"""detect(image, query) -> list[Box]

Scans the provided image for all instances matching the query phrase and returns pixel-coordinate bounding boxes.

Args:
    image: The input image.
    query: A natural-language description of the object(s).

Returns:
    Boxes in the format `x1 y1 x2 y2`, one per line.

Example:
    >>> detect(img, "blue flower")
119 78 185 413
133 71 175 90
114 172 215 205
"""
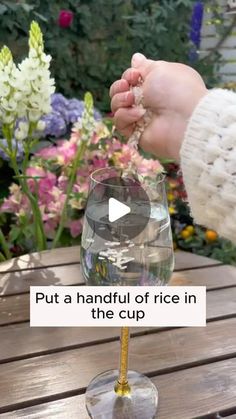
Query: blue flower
189 1 204 62
0 139 24 161
40 93 102 138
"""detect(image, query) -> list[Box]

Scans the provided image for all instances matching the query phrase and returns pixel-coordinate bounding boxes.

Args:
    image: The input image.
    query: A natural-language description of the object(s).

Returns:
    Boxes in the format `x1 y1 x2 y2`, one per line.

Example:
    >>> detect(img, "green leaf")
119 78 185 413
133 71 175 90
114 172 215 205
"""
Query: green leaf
21 4 35 13
0 4 7 15
33 12 48 23
9 226 21 242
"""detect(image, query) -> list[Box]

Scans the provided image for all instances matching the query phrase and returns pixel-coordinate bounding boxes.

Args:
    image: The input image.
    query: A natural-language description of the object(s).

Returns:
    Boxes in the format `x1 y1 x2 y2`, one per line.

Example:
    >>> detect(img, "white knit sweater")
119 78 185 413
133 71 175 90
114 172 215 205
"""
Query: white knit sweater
180 89 236 244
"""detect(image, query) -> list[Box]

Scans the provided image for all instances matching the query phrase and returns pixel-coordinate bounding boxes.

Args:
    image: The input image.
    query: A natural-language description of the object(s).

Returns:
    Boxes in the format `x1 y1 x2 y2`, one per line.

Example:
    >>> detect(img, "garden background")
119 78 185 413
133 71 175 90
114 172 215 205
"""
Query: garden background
0 0 236 264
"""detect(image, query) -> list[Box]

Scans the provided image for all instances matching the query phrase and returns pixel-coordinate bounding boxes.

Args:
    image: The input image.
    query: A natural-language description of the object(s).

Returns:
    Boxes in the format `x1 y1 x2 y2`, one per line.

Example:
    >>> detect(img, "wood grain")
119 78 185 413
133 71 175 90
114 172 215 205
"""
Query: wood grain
173 250 221 271
0 264 84 296
1 285 236 326
0 258 227 297
0 319 235 412
0 247 220 276
180 265 236 289
0 323 152 363
1 358 236 418
0 246 80 273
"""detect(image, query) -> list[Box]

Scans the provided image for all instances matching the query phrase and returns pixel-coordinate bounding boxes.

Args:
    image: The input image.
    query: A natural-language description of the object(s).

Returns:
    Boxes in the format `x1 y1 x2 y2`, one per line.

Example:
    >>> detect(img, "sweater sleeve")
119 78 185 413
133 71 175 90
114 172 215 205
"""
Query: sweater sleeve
180 88 236 244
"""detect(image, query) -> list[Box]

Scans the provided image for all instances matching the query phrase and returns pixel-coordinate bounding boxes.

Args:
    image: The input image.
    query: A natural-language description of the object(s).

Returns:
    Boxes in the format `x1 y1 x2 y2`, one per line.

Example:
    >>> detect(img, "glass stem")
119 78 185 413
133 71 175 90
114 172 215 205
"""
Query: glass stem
114 326 131 397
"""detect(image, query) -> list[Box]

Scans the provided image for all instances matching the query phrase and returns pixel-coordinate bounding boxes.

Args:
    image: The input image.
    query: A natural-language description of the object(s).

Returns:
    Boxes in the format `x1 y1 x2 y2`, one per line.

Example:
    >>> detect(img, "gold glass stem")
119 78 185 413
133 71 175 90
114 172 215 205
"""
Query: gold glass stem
114 326 131 397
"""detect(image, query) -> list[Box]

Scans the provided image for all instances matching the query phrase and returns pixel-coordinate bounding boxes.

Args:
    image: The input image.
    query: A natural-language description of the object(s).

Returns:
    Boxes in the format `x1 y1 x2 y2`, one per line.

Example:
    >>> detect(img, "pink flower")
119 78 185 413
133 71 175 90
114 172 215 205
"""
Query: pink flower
73 181 89 195
26 167 57 203
0 184 30 216
68 219 83 238
113 145 134 167
44 219 58 238
47 187 67 217
132 155 163 177
91 156 107 170
37 140 77 166
57 140 77 165
36 146 58 160
58 175 68 191
58 10 74 28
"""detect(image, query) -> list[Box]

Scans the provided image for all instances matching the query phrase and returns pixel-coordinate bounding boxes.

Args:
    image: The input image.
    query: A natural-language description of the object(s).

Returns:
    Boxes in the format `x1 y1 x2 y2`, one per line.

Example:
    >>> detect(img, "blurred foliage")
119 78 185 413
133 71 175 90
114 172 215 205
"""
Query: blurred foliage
0 0 221 111
166 163 236 265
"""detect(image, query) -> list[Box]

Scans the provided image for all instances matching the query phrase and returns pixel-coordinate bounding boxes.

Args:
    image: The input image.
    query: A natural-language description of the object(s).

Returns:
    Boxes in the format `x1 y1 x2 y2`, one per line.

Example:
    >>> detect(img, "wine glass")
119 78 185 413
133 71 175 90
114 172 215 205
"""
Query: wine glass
81 166 174 419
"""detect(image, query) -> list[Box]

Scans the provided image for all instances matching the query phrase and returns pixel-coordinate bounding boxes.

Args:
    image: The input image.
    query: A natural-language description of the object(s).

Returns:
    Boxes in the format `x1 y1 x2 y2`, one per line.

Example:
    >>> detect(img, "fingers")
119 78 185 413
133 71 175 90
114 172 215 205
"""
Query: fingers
113 107 146 137
131 53 156 78
121 68 141 85
111 91 134 113
109 79 129 99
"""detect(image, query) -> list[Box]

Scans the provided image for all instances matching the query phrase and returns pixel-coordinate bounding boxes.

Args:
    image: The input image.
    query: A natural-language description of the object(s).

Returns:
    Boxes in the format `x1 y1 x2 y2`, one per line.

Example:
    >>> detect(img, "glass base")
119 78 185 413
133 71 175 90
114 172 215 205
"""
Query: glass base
85 369 158 419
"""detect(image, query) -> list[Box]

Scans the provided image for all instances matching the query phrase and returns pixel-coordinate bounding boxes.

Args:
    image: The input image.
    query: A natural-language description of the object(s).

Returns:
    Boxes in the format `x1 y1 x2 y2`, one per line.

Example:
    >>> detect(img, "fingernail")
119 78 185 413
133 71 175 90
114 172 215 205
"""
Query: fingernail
132 52 146 68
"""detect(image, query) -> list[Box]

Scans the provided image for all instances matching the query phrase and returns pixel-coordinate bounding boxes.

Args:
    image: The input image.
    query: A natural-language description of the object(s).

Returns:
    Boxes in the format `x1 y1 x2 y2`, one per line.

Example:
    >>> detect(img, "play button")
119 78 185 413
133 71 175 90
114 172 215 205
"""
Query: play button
85 169 151 242
108 198 131 222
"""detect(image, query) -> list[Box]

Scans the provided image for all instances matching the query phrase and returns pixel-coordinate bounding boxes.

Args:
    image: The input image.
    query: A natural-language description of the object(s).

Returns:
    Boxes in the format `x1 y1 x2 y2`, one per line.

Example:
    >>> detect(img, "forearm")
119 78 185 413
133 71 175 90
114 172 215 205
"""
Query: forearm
180 89 236 244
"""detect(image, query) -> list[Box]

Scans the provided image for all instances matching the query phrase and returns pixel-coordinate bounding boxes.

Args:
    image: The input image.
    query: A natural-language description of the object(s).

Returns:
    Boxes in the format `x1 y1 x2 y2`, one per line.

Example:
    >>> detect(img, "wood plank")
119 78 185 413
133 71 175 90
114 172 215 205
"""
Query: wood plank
2 359 236 418
207 287 236 321
174 250 221 271
2 357 236 419
0 319 235 412
181 265 236 289
1 280 236 327
0 253 224 297
155 358 236 419
0 323 150 363
0 247 220 275
0 396 89 419
0 246 80 273
0 264 83 296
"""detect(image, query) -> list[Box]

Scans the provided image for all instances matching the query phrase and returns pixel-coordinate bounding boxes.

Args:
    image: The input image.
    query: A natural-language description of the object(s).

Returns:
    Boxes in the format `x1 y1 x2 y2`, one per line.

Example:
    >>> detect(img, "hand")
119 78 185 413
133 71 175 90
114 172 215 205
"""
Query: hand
110 53 208 160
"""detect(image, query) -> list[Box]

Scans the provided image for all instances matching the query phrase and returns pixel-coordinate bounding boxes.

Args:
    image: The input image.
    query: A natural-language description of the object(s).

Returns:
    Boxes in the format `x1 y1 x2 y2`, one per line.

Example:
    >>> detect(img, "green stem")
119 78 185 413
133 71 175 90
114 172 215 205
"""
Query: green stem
0 252 6 262
52 141 87 249
11 154 47 252
0 228 11 259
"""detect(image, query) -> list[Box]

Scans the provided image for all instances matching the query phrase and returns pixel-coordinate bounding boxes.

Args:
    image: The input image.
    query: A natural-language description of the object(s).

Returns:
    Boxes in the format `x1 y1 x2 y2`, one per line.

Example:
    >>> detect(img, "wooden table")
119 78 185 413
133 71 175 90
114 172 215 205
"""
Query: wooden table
0 247 236 419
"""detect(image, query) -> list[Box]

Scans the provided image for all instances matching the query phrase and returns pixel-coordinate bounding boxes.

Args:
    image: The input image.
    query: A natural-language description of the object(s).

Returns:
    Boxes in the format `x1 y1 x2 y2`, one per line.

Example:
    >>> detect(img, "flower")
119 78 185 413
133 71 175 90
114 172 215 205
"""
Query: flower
36 139 77 165
1 183 30 216
41 93 101 138
68 219 83 238
58 10 74 28
1 94 163 248
0 46 21 124
0 138 24 161
0 21 55 138
189 2 204 62
16 22 55 121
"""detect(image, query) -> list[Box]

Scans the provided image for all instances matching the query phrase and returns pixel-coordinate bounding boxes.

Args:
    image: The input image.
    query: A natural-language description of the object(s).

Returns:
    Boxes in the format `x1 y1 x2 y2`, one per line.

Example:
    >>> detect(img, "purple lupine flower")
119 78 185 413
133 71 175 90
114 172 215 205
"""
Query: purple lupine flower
189 1 204 62
0 139 24 161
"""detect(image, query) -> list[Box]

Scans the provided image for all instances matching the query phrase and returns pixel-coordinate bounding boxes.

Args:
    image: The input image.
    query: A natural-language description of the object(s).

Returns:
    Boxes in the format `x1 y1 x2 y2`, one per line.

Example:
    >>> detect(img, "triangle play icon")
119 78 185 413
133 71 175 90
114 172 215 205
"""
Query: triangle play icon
108 198 131 223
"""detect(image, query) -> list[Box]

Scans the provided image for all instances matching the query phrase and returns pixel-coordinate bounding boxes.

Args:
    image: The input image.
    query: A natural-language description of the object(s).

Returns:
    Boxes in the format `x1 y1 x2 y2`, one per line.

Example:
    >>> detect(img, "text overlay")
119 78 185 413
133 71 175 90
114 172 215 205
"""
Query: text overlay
30 286 206 327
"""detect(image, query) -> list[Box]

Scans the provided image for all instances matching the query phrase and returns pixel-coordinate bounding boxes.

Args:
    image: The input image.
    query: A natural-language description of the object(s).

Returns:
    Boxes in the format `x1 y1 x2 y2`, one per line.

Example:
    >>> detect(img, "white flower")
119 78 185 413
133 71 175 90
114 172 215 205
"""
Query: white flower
15 121 29 141
0 21 55 132
36 120 46 131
